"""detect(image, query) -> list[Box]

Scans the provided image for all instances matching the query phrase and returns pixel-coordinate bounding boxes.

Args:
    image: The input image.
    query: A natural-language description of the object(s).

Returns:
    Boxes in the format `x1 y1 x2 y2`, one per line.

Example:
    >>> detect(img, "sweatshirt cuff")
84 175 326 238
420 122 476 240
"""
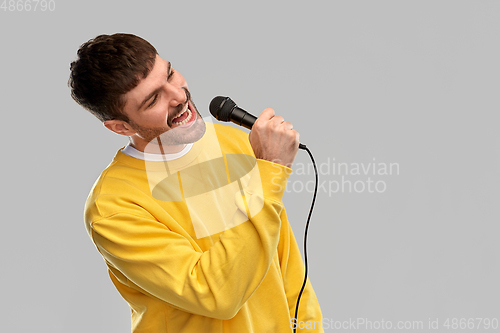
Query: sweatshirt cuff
255 159 292 203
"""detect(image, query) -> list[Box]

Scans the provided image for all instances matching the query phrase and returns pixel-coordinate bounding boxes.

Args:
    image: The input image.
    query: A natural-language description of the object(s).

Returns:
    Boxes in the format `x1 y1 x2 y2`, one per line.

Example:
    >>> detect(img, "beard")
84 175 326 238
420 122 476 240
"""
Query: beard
128 95 206 150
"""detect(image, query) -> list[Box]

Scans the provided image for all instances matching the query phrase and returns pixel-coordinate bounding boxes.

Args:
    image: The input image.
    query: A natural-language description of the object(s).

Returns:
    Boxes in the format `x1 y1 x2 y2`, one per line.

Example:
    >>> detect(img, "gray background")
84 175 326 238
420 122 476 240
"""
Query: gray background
1 0 499 332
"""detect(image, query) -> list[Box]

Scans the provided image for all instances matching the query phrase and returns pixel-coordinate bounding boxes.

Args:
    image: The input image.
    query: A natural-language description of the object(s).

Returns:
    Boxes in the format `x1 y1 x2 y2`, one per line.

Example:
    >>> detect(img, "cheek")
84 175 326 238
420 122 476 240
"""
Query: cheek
153 110 170 125
140 107 169 126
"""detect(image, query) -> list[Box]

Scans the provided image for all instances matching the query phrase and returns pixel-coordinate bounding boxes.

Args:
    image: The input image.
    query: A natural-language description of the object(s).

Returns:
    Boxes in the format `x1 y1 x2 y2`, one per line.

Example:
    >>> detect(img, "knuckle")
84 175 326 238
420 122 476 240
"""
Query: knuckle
272 116 284 127
253 119 265 131
263 108 275 117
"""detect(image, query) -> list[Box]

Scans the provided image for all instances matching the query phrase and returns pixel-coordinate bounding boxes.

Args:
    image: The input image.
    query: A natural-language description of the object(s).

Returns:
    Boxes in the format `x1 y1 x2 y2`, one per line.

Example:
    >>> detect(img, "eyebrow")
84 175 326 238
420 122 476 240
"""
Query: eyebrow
138 61 171 110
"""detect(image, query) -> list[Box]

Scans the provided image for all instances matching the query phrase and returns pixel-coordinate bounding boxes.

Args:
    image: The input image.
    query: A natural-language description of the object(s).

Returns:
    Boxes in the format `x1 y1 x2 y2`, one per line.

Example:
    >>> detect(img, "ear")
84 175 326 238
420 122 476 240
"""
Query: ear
103 119 137 136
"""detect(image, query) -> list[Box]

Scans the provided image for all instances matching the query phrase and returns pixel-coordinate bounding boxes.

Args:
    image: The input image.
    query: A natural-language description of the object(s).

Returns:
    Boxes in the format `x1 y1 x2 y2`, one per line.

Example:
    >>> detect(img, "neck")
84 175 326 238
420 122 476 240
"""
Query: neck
129 137 187 154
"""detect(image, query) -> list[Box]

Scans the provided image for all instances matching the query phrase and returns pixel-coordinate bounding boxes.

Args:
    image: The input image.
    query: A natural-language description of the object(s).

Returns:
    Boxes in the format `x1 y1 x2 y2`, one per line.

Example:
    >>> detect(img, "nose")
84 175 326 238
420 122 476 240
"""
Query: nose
165 82 187 107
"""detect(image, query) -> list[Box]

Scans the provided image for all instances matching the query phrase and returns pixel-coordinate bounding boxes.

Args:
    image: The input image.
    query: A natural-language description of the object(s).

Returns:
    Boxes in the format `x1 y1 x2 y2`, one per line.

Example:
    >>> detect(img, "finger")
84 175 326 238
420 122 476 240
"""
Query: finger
271 115 285 125
289 129 300 147
257 108 275 121
282 121 293 130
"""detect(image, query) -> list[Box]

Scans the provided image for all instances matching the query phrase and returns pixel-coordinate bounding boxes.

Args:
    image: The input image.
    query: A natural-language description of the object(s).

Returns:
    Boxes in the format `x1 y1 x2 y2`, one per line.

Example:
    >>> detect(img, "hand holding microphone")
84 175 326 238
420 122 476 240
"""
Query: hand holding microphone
210 96 317 331
209 96 305 168
248 108 299 168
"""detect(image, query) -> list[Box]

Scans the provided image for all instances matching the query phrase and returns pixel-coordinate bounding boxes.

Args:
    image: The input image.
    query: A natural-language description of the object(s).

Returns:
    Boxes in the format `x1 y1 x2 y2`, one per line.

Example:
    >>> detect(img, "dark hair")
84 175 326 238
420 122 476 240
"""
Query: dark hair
68 33 157 122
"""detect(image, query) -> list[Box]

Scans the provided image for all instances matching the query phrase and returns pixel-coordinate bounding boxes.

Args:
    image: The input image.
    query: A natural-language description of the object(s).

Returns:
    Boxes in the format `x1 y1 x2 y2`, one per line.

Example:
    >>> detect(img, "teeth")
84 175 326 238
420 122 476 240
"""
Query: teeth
172 104 189 119
172 108 192 125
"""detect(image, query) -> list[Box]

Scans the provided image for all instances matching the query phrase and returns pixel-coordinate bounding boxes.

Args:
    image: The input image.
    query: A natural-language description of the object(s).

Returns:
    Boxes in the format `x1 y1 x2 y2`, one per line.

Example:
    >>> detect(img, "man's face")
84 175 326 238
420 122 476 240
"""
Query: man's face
122 54 205 148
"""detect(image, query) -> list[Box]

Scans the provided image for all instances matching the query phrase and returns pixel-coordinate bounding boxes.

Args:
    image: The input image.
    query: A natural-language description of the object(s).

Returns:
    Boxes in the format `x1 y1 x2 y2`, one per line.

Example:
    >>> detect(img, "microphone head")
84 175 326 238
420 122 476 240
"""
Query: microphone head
209 96 237 122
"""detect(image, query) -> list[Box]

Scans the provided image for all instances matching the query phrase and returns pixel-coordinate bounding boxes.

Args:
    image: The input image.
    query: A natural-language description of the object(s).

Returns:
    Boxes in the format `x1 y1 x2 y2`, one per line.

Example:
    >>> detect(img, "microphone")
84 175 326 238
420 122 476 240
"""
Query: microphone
210 97 315 329
209 96 306 149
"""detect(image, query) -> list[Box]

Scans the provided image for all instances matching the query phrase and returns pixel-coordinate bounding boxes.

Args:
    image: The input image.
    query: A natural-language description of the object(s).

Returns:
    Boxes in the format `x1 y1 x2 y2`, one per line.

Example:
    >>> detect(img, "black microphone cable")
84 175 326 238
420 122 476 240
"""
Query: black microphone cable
209 96 319 331
292 144 318 333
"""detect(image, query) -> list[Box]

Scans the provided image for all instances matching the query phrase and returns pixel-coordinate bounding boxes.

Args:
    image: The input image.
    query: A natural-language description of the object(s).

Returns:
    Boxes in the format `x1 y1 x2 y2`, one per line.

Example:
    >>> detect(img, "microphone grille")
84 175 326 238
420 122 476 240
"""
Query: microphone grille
209 96 236 122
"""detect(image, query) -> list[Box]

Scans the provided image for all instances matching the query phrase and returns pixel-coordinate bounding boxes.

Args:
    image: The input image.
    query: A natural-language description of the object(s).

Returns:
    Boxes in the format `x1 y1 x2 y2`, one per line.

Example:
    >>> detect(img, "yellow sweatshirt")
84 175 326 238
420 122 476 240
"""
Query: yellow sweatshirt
84 122 323 332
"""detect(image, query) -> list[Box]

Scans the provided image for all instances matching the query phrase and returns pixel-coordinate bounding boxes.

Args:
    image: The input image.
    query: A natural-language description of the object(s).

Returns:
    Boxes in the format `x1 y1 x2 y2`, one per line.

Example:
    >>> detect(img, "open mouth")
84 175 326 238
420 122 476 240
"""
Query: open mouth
171 102 195 126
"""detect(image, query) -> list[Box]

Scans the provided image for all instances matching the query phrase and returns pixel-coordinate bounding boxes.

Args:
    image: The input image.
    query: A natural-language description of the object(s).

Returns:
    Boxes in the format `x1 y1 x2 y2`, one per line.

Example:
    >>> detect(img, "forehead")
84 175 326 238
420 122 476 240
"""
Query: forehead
123 54 169 111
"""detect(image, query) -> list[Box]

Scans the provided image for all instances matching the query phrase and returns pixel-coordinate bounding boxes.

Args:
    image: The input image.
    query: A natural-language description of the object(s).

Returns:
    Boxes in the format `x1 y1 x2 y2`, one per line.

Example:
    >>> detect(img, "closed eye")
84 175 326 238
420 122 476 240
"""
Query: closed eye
168 68 175 80
144 65 174 110
148 94 158 108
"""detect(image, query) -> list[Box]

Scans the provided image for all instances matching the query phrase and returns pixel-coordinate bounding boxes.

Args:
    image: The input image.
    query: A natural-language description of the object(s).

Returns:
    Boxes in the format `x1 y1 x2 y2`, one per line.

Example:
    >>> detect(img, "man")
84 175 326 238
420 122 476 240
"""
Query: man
69 33 323 333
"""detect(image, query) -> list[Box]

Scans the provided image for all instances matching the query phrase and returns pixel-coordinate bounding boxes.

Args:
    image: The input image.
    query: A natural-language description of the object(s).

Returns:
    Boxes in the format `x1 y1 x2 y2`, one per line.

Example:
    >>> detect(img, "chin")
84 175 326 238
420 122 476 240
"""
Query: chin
157 116 206 146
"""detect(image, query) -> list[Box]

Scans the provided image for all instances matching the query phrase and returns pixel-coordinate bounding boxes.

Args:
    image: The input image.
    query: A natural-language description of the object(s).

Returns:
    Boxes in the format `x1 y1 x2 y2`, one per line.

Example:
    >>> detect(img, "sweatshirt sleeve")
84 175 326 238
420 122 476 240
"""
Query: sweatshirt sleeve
278 209 324 332
89 159 290 320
